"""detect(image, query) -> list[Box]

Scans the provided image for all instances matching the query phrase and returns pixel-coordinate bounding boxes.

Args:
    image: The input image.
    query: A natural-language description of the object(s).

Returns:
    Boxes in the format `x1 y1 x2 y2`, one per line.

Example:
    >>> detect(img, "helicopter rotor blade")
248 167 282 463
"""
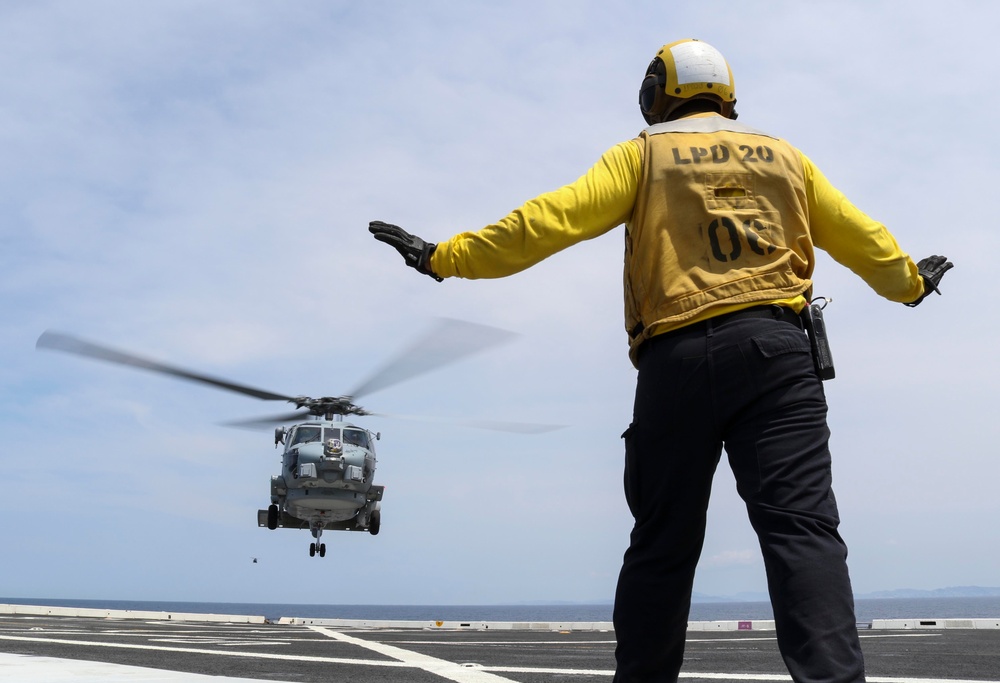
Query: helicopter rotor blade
220 410 313 430
369 411 565 435
36 331 295 403
346 317 517 402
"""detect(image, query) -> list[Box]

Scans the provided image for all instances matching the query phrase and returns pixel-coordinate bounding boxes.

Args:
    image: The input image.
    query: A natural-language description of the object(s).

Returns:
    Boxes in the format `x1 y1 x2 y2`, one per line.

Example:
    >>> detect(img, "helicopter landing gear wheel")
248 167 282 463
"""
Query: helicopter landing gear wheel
308 523 324 558
266 504 278 530
369 510 381 536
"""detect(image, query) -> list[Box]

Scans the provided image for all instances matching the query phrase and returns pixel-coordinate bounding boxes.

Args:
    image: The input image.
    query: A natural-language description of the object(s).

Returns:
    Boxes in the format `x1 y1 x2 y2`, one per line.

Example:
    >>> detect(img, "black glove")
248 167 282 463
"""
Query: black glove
905 255 954 307
368 221 442 282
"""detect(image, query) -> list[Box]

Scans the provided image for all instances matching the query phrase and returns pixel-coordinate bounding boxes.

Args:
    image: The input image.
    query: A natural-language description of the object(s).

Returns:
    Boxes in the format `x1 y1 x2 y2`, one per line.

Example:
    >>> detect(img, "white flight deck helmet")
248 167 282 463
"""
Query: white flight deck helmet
638 39 737 125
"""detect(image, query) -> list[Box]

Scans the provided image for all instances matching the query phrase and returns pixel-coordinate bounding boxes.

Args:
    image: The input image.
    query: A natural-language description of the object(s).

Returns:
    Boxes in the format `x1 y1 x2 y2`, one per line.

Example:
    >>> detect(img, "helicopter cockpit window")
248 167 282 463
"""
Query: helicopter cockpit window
324 427 341 443
343 428 371 450
290 426 322 446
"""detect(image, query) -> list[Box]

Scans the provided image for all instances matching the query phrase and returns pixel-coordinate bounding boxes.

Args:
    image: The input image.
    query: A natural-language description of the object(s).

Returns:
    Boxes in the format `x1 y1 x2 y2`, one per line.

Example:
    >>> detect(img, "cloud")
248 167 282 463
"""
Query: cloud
2 0 998 605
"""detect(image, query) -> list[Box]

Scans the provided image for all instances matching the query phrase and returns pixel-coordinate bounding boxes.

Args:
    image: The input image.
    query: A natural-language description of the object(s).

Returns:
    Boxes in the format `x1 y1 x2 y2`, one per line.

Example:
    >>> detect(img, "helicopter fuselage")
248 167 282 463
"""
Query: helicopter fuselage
260 418 383 550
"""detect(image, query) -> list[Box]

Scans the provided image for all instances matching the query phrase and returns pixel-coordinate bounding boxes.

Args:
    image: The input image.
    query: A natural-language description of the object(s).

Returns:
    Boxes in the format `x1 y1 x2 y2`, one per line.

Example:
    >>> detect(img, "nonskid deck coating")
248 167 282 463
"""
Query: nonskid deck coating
2 606 999 682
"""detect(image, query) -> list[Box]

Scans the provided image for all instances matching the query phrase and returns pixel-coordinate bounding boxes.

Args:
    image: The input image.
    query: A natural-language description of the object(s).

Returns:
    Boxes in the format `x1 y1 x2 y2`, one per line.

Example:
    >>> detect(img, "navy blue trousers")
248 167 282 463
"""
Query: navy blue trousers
613 314 865 683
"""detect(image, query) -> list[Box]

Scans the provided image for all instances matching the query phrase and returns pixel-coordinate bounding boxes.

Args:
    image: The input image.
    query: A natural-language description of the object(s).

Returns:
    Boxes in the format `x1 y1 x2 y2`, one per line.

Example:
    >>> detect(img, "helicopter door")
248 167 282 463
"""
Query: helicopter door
343 428 375 482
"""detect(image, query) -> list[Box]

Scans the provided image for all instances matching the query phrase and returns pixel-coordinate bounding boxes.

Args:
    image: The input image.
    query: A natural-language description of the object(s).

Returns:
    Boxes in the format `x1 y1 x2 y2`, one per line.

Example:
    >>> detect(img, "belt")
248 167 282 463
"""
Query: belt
636 304 802 363
710 303 802 329
643 304 801 344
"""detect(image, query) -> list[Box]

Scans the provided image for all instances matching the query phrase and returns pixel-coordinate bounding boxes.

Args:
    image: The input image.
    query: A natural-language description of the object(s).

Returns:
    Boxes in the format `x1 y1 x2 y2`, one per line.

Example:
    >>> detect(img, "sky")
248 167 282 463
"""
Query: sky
1 0 997 607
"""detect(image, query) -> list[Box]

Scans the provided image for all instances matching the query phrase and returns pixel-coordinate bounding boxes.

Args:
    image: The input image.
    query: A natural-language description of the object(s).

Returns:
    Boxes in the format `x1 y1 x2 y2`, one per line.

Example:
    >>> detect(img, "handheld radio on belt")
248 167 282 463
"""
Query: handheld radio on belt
800 297 835 380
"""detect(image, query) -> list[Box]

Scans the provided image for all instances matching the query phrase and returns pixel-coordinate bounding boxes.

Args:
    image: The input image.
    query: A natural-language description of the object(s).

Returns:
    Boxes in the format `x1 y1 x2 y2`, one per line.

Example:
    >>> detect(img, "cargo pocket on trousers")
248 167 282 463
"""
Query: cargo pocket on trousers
747 328 814 388
751 328 811 359
622 423 640 519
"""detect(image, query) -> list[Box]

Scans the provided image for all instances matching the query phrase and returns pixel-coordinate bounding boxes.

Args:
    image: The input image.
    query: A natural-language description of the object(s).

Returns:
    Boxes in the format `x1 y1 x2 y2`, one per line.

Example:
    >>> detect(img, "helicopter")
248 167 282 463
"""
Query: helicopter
36 319 559 557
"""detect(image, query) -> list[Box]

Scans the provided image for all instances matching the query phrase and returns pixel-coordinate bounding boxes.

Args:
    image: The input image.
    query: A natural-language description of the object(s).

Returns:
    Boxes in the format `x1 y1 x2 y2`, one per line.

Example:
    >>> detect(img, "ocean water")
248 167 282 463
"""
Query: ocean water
4 596 1000 624
690 597 1000 623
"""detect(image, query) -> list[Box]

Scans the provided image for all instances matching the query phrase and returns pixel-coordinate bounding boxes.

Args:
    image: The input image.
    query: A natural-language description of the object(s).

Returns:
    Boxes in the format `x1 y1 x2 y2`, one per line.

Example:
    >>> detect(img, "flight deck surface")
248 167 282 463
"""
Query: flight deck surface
2 611 1000 682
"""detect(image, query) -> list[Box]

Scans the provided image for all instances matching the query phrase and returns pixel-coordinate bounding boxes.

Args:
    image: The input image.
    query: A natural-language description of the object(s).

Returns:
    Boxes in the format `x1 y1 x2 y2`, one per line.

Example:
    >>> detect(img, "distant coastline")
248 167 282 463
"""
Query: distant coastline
857 586 1000 599
692 586 1000 603
487 586 1000 606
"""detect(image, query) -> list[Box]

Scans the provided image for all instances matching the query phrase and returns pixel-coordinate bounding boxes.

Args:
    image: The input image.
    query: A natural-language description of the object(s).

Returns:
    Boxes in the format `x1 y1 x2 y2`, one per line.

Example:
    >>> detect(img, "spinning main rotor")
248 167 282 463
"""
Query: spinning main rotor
36 319 561 434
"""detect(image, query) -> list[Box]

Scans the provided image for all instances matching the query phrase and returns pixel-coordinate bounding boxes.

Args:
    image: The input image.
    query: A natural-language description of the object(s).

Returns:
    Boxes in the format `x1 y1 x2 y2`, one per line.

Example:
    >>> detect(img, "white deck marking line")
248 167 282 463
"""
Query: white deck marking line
389 639 616 646
428 666 1000 683
0 634 409 668
858 633 941 638
477 665 614 676
0 653 271 683
308 625 516 682
669 677 1000 683
387 633 939 647
864 679 1000 683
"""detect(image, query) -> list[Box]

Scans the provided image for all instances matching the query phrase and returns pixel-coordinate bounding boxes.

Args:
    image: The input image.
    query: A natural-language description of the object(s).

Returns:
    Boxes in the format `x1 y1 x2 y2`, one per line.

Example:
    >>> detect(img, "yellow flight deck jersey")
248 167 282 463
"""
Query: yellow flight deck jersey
430 113 924 366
